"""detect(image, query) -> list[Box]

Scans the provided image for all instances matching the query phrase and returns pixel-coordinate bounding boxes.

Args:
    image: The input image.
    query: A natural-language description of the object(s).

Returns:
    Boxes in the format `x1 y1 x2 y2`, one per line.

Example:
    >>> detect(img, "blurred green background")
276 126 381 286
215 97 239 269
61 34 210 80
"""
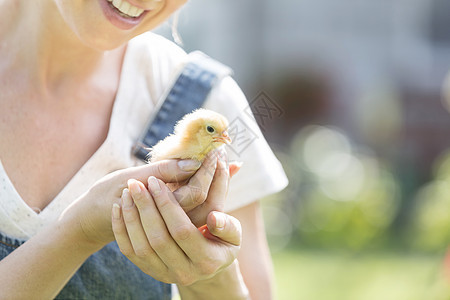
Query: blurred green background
155 0 450 298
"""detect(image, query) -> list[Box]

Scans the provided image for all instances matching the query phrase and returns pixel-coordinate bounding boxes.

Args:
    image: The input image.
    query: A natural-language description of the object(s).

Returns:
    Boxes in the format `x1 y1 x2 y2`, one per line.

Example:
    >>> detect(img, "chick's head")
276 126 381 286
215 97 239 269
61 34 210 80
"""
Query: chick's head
175 109 232 151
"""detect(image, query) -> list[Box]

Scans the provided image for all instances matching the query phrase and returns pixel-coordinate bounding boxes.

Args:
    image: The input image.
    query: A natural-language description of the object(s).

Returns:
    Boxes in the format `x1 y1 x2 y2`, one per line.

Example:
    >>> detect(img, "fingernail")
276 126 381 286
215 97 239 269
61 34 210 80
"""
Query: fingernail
122 188 133 208
178 159 202 171
112 203 121 220
128 179 141 195
214 212 225 229
148 176 161 195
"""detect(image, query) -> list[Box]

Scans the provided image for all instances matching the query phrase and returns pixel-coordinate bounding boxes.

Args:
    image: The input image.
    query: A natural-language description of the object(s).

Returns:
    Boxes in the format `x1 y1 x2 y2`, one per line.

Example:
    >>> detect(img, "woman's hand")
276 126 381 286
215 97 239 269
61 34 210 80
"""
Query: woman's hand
111 172 242 285
170 148 242 227
172 148 232 227
60 159 203 250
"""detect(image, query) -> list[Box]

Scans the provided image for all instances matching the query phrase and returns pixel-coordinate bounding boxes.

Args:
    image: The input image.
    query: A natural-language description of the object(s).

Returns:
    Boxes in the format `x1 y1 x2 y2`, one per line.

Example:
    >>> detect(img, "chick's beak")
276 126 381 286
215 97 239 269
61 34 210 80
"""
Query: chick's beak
222 130 232 144
213 131 232 145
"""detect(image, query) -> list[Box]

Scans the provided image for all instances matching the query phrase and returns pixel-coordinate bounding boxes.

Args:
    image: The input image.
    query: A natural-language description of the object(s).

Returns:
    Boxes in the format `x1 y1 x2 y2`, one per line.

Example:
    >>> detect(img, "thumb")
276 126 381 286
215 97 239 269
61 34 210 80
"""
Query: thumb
203 211 242 246
121 159 201 184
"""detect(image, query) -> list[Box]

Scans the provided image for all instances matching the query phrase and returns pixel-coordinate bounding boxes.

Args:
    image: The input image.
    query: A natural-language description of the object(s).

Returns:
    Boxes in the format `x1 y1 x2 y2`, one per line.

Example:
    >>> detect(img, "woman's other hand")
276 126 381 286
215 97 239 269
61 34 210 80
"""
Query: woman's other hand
111 169 242 286
60 159 202 250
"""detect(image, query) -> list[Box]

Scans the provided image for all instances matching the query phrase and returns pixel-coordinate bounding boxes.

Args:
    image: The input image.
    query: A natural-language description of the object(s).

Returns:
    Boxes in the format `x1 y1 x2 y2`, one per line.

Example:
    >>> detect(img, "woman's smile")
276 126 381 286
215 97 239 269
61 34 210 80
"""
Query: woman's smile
108 0 145 17
98 0 152 30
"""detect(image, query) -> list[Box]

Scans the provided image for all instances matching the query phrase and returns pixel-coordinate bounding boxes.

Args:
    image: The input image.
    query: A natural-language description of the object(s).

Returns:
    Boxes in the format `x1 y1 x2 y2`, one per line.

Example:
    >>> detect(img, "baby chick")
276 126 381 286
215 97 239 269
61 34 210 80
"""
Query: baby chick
148 109 232 163
148 109 240 240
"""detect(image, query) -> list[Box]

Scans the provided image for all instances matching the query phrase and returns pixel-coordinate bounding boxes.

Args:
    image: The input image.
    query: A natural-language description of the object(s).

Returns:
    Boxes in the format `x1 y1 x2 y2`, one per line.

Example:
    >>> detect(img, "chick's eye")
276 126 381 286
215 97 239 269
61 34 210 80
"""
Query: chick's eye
206 126 215 133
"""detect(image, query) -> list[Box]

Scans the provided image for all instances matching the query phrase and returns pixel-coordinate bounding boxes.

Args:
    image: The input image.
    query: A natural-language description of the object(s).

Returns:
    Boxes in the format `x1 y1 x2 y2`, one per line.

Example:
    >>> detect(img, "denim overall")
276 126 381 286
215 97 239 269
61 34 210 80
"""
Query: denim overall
0 52 231 299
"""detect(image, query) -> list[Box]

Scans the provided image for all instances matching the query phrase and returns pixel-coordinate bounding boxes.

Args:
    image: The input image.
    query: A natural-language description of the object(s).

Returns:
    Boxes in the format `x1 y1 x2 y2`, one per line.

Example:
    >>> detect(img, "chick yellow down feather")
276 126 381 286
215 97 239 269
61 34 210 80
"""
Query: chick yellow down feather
148 109 232 163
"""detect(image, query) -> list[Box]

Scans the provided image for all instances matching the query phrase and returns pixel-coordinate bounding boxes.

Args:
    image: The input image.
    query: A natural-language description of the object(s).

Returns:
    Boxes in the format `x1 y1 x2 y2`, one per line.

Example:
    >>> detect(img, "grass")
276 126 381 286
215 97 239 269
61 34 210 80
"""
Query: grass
272 248 450 300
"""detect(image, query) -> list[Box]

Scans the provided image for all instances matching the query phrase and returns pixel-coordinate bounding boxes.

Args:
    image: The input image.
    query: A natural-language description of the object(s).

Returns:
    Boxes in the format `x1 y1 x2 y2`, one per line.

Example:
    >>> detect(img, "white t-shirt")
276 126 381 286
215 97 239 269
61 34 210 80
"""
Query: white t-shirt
0 32 288 240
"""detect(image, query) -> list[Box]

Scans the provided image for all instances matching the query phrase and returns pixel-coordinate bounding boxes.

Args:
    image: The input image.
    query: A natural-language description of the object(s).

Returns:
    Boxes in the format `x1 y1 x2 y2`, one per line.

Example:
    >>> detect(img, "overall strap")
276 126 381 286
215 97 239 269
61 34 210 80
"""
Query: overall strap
133 51 233 161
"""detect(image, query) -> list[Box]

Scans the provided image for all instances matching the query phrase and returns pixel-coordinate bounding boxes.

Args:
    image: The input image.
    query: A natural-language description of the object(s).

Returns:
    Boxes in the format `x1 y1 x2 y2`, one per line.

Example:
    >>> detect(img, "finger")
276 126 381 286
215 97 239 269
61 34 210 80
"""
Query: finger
211 148 231 207
217 147 229 168
132 177 192 271
112 202 166 278
229 161 243 178
206 211 242 247
149 176 240 277
173 150 218 212
188 155 229 226
197 224 219 241
121 185 155 257
121 159 201 184
148 176 206 256
111 203 135 257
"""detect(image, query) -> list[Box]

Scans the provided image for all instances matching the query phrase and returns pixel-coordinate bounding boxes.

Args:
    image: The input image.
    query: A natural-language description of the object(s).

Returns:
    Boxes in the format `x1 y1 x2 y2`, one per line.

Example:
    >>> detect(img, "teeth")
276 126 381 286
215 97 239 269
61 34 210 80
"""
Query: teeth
128 6 139 16
108 0 144 18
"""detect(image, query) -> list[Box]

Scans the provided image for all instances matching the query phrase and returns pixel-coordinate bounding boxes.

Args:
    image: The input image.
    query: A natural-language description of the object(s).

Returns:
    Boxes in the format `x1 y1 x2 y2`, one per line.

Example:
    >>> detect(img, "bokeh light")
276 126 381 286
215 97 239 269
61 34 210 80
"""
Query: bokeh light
264 125 401 251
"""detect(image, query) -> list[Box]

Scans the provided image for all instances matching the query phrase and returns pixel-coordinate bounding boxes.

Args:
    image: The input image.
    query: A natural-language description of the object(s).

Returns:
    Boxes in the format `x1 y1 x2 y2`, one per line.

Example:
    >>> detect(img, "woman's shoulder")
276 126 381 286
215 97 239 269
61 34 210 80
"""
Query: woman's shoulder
128 32 187 70
130 31 183 50
122 32 190 93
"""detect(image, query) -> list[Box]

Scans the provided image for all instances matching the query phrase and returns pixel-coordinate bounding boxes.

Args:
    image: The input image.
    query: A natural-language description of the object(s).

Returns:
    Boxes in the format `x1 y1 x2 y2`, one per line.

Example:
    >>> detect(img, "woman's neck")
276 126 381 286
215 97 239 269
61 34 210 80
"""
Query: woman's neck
0 1 125 101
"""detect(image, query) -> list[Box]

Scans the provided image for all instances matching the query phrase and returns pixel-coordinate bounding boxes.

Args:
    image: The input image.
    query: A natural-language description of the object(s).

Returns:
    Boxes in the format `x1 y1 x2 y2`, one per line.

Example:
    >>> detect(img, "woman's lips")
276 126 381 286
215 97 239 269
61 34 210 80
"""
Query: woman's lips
98 0 149 30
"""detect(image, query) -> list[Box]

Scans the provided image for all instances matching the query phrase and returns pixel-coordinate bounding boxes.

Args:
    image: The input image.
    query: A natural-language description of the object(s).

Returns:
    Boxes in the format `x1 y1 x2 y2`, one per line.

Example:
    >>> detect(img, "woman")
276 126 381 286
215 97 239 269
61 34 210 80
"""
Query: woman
0 0 287 299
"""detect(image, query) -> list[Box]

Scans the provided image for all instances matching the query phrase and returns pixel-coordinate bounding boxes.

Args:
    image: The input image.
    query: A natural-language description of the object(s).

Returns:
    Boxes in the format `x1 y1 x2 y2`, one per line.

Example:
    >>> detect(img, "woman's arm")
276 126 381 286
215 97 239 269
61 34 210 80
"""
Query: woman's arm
0 159 201 299
177 257 249 300
231 201 275 300
0 214 101 299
